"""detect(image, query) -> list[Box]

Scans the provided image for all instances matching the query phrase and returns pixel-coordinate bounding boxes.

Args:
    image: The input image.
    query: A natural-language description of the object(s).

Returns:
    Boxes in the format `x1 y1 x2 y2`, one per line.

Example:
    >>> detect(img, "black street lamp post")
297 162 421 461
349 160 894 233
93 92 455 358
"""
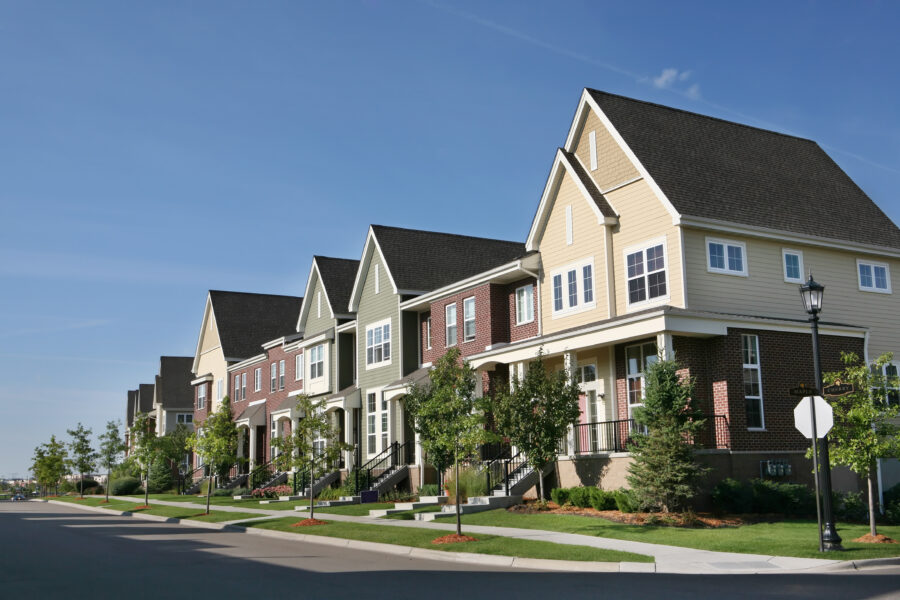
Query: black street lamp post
800 274 843 552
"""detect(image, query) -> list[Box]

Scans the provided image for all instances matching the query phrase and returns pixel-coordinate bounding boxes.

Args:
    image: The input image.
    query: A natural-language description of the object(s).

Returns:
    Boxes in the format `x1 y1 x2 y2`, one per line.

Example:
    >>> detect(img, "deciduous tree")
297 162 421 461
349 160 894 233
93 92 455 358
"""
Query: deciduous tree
67 423 98 498
128 411 158 507
188 397 238 514
98 420 127 503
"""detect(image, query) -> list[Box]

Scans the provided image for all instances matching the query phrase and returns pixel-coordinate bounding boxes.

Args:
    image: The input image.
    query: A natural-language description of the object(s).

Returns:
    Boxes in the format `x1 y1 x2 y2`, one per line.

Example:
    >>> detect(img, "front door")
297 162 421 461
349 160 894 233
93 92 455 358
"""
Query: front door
255 425 267 464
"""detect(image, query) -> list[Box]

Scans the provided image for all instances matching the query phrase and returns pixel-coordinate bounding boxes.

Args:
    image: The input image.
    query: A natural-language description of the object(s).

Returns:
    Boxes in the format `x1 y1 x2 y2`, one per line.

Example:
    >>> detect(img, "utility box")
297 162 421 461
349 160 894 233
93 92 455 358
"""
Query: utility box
360 490 379 503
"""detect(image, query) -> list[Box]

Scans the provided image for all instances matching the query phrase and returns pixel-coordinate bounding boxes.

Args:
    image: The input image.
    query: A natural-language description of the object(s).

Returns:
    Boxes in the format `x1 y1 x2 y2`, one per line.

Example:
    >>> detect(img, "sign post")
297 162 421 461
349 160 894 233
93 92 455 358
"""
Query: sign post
791 388 826 553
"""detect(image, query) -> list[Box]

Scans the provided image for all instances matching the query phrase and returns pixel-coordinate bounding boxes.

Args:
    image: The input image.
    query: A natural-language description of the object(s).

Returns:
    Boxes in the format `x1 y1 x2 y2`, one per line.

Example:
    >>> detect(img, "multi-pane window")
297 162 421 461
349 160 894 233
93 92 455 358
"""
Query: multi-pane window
367 393 377 454
278 360 285 390
381 395 388 449
552 275 563 311
254 368 261 392
783 249 803 283
309 345 324 379
270 363 277 392
463 297 476 342
883 364 899 406
425 316 432 349
742 334 764 429
216 379 223 401
583 265 594 304
578 364 597 384
626 342 658 411
626 243 667 305
176 413 193 424
567 270 577 307
445 304 457 347
295 354 303 381
515 284 534 325
707 238 747 276
552 260 596 315
366 320 391 366
197 385 206 410
858 260 891 293
234 375 240 400
241 373 246 400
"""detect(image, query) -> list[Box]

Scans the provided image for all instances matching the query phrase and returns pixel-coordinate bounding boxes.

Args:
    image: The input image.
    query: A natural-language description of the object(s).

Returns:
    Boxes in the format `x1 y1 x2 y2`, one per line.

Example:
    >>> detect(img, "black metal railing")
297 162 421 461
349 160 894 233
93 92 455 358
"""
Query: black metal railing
359 441 411 491
571 414 730 455
484 446 512 493
178 464 208 495
248 461 275 490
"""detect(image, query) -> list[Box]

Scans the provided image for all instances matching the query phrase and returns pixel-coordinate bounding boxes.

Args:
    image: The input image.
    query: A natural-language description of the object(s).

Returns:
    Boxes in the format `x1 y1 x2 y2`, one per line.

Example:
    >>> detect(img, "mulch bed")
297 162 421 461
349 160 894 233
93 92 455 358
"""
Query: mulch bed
508 502 744 528
291 518 327 527
132 505 152 510
431 534 478 544
853 534 897 544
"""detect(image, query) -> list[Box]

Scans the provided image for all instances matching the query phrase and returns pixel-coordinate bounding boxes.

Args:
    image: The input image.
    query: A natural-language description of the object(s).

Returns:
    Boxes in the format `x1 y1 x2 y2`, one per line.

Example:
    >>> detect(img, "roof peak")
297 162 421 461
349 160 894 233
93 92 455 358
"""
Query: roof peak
371 223 521 246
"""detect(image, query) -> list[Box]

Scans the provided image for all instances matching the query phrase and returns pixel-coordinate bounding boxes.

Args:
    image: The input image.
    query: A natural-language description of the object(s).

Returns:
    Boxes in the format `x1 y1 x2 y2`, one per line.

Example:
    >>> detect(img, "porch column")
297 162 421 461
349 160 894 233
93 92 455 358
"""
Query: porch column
415 431 424 488
237 428 245 460
657 332 674 361
343 408 354 470
249 426 257 471
563 351 576 455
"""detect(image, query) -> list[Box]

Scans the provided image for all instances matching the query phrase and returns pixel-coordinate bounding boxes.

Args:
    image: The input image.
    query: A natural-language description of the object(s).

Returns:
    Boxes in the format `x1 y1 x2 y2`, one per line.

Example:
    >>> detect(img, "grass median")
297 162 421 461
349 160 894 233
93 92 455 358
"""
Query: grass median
444 509 900 560
295 502 394 516
239 517 653 563
124 494 307 511
54 496 262 523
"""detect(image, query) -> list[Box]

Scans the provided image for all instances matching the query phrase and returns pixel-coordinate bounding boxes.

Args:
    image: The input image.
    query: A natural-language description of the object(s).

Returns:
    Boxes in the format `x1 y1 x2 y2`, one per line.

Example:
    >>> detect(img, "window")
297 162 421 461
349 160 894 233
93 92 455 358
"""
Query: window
365 320 391 366
445 304 457 347
857 260 891 293
279 360 285 390
626 241 667 306
176 413 193 424
565 205 573 246
578 364 597 384
234 375 240 400
309 345 324 379
270 363 277 392
782 249 804 283
381 395 388 450
241 373 246 400
626 342 658 411
216 379 223 401
197 385 206 410
515 284 534 325
295 354 303 381
743 334 764 429
425 316 432 349
463 297 476 342
707 238 747 276
254 368 261 392
882 364 899 406
588 130 598 171
367 393 377 454
551 259 596 315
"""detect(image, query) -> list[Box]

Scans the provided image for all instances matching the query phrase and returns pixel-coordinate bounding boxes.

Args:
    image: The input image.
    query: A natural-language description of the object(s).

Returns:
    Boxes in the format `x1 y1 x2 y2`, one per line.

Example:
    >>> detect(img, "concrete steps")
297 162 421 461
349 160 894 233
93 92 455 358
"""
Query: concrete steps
368 496 448 518
414 495 521 521
294 496 360 510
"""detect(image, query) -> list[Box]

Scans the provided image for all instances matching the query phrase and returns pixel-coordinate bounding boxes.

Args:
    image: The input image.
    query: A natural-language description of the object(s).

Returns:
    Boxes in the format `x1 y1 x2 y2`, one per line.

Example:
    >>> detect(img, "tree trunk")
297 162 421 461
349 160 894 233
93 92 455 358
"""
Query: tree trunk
536 462 543 504
106 468 110 503
206 474 212 514
455 445 461 536
79 470 84 499
309 455 315 521
868 470 878 538
144 471 149 507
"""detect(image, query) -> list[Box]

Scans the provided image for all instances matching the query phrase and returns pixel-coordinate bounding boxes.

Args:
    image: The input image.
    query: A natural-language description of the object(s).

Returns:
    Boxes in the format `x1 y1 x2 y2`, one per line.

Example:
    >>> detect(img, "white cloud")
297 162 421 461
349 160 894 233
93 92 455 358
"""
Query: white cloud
651 68 701 100
686 84 701 100
653 68 679 89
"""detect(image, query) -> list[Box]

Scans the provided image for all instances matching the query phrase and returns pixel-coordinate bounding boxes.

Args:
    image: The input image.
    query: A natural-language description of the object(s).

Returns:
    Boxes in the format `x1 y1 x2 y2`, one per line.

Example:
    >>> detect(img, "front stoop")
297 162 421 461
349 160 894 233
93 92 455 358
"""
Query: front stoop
415 495 522 521
294 496 361 510
368 496 448 518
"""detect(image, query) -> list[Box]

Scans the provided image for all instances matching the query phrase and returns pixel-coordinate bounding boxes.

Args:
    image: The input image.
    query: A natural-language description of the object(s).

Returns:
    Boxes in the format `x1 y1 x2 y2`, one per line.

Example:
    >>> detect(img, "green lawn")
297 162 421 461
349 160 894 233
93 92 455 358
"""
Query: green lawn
295 502 394 516
446 510 900 560
383 505 444 520
123 494 307 511
240 517 653 563
54 496 261 523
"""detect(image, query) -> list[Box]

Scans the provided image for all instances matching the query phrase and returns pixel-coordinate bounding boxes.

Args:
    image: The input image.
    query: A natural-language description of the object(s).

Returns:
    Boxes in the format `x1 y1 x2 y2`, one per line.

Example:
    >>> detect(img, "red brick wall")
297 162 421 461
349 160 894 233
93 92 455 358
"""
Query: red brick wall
507 278 539 342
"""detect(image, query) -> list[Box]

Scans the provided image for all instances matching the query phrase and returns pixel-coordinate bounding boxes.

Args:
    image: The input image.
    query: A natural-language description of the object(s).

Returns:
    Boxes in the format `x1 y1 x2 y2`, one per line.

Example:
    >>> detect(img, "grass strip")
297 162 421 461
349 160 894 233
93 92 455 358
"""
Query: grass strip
450 509 900 560
54 496 260 523
383 506 444 520
240 517 653 563
125 494 308 511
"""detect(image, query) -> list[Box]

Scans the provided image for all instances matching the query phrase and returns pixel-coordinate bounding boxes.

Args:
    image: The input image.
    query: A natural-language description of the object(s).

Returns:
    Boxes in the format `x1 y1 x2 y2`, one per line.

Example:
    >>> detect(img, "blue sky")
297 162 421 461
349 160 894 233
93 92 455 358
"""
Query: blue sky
1 1 898 477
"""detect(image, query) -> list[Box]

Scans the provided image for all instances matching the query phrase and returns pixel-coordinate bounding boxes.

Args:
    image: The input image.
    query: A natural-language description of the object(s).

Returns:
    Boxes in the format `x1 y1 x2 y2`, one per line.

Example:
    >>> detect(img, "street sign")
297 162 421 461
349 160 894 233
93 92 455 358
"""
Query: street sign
823 382 854 396
789 385 819 397
793 396 833 439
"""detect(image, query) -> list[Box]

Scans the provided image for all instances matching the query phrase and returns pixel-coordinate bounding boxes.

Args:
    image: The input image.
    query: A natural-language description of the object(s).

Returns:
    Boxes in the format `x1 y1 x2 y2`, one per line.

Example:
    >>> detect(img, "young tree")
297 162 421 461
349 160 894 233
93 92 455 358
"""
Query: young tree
129 411 158 507
98 420 127 503
493 349 581 503
822 352 900 537
66 423 98 498
31 436 69 496
188 397 238 514
626 358 707 512
406 347 490 536
271 394 350 520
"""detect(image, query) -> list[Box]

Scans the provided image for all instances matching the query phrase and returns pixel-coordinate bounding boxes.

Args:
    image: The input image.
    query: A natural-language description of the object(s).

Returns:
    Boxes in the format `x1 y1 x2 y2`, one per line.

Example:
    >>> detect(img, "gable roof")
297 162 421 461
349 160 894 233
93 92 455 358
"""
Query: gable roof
560 149 617 218
137 383 155 414
126 390 137 426
208 291 304 361
155 356 194 410
585 89 900 250
316 256 360 313
370 225 525 292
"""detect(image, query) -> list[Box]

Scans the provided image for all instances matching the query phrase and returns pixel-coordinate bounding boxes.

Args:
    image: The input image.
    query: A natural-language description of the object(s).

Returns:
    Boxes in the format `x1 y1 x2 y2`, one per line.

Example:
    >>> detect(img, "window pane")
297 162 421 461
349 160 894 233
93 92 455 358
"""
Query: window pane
785 254 800 280
627 251 644 278
745 398 762 429
644 343 658 369
553 275 563 311
874 266 888 289
583 265 593 303
647 271 666 298
727 245 743 272
628 277 646 304
627 377 642 405
646 245 665 272
743 367 760 397
581 365 596 382
626 346 642 375
859 264 873 288
567 270 577 307
708 242 725 270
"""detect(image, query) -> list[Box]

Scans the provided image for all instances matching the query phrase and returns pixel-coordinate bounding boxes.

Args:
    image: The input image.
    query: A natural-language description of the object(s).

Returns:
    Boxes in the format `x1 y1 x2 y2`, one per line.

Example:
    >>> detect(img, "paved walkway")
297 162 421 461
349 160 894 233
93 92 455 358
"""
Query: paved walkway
106 496 839 574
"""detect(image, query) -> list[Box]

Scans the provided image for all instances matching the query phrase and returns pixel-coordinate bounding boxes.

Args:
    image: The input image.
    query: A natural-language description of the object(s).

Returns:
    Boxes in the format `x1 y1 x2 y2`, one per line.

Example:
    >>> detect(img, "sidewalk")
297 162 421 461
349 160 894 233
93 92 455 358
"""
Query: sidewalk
104 495 842 574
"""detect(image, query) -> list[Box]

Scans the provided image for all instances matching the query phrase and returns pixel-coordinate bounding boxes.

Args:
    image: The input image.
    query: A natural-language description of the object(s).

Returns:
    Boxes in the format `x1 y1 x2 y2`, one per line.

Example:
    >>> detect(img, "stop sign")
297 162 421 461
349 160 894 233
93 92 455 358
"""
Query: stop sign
793 396 833 439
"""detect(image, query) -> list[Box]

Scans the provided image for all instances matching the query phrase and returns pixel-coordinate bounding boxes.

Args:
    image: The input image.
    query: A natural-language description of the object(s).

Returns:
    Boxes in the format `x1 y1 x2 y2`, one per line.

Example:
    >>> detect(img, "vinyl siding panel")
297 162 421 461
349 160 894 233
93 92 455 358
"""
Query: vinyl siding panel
608 179 684 314
195 347 227 413
301 274 334 339
540 170 610 335
683 227 900 357
574 110 639 191
199 313 220 353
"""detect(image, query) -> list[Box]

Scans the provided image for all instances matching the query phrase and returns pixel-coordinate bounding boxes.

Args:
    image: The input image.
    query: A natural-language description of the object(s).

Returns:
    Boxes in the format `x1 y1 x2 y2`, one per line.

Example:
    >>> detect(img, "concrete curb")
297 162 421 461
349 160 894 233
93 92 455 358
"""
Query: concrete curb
816 556 900 572
41 499 654 573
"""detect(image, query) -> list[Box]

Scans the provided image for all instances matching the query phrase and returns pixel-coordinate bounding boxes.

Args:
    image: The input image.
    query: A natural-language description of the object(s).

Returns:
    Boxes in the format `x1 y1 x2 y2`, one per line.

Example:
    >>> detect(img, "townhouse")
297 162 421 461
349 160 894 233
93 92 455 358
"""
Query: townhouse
152 356 195 437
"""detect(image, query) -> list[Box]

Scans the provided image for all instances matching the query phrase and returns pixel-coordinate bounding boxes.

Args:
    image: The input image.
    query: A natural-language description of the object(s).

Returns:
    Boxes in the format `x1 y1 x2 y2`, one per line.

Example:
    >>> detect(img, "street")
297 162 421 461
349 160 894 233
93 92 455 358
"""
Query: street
2 501 898 600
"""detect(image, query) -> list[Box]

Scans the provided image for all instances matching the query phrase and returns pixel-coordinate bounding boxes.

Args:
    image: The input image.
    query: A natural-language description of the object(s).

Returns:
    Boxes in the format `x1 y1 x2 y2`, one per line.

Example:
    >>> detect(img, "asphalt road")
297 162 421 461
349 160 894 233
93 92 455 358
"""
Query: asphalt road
2 501 899 600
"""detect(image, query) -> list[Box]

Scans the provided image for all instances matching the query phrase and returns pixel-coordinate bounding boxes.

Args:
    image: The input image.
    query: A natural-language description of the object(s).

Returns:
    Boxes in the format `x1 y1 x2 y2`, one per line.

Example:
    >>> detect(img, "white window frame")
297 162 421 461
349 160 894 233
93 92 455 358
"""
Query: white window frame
883 363 899 406
463 297 476 342
317 291 322 318
375 264 380 294
550 257 597 318
782 248 804 284
588 130 598 171
515 284 534 325
309 344 324 380
857 259 892 294
176 413 193 424
706 237 748 277
234 375 240 400
295 354 303 382
366 393 377 455
216 379 223 401
270 363 277 392
365 318 392 369
278 360 285 390
241 372 247 400
197 385 206 410
742 334 765 431
625 342 658 417
425 316 432 350
254 368 261 392
624 238 669 310
445 303 457 347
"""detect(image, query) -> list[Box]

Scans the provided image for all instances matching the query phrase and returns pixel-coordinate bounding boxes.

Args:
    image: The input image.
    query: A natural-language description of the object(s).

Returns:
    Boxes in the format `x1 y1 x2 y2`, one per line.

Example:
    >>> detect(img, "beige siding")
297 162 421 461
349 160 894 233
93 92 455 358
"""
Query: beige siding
608 179 683 315
683 227 900 357
195 347 227 413
573 109 639 191
199 311 220 353
539 171 610 334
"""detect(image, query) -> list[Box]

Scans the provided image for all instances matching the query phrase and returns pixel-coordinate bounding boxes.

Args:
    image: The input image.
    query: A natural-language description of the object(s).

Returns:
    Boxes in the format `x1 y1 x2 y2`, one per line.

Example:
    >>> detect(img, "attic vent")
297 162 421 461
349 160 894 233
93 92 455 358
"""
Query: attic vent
589 130 598 171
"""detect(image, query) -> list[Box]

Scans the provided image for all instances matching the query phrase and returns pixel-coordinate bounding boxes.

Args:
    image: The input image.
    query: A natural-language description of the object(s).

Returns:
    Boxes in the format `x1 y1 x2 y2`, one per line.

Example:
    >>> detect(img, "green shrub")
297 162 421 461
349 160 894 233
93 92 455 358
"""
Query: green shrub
712 478 753 514
90 485 105 495
614 488 640 513
148 456 174 494
444 465 488 499
110 477 142 496
550 487 570 506
778 482 816 517
417 484 440 497
58 480 76 493
74 479 98 493
589 488 617 511
212 488 234 497
568 487 592 508
833 491 868 522
231 487 250 497
317 486 345 501
883 482 900 508
884 500 900 525
750 479 784 514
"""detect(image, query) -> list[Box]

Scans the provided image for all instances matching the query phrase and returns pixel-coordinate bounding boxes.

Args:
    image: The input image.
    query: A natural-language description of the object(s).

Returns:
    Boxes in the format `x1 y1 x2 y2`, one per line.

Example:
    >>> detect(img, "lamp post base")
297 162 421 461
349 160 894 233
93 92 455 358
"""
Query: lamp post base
822 522 844 552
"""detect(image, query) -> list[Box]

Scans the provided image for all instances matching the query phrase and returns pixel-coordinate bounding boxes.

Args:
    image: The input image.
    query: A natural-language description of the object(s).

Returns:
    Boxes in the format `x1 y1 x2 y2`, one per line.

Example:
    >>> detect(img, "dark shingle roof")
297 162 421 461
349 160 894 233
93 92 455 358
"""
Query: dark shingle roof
587 89 900 249
126 390 137 426
561 149 617 218
156 356 194 410
315 256 360 313
371 225 526 292
209 291 303 360
137 384 155 414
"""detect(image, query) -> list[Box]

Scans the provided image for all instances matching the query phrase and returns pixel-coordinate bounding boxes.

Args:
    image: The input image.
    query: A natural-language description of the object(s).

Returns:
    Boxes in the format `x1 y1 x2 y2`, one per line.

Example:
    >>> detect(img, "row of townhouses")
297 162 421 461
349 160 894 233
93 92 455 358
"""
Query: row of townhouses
129 89 900 502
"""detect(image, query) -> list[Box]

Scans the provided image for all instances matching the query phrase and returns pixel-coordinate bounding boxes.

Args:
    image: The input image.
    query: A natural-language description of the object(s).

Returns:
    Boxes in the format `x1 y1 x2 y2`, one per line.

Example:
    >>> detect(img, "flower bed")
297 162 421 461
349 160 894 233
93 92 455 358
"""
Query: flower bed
251 485 292 499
